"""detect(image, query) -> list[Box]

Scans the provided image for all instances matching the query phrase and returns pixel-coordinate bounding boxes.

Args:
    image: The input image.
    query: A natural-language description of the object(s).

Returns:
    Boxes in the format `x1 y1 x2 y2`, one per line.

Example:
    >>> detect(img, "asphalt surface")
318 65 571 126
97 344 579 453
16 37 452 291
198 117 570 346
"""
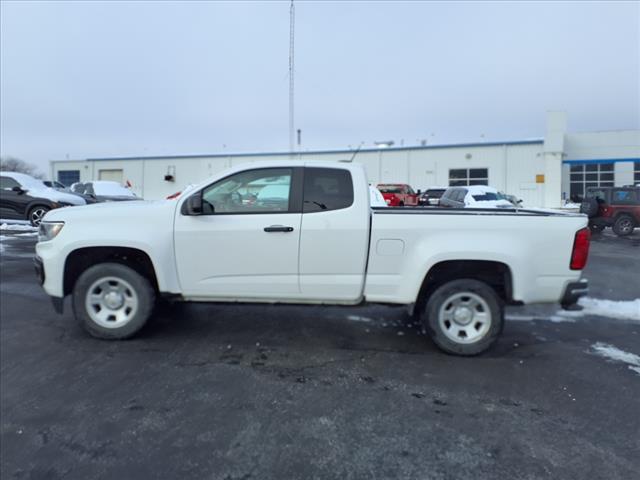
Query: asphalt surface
1 228 639 480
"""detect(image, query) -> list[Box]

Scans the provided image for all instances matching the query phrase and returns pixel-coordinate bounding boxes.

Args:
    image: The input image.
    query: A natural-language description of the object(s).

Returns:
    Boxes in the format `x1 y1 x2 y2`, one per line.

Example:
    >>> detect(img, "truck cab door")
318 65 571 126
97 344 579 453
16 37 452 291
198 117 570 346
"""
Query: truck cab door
298 166 370 302
174 167 303 299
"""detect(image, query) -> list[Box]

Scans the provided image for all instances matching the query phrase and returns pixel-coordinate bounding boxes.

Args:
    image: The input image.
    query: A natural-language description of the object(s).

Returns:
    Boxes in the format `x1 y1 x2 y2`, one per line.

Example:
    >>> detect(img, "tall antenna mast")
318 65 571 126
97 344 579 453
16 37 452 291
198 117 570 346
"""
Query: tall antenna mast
288 0 295 153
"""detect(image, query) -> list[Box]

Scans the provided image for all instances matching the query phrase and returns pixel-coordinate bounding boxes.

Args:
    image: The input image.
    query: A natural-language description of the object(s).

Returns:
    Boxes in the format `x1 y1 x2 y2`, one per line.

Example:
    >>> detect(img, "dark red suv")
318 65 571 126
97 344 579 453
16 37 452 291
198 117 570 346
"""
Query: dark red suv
580 186 640 236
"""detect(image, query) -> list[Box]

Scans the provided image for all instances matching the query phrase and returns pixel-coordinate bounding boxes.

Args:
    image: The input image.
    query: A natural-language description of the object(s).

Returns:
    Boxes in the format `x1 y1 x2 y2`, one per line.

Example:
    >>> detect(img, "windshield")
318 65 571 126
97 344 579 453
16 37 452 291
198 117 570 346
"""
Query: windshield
14 175 47 190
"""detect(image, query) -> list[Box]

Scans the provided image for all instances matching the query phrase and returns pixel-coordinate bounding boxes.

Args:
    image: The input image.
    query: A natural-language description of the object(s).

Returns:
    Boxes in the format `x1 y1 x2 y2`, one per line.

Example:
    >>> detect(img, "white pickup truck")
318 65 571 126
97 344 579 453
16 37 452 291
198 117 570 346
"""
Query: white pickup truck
35 162 591 355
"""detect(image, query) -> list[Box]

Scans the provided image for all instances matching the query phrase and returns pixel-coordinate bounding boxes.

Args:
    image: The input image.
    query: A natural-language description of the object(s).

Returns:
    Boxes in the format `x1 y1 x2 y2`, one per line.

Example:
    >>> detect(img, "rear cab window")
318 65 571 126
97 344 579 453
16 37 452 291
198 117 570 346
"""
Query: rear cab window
303 168 353 213
585 188 608 203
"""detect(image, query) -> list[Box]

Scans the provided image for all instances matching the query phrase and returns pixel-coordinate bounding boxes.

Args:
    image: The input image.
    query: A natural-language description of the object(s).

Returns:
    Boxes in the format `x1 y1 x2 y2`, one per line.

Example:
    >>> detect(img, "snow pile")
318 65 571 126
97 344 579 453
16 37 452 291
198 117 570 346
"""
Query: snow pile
0 223 37 232
590 342 640 375
578 297 640 322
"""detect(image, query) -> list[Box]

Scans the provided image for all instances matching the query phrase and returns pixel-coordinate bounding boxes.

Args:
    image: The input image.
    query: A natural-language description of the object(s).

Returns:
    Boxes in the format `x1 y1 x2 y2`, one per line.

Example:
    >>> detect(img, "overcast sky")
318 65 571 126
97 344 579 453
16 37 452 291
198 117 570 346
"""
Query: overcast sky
1 0 638 172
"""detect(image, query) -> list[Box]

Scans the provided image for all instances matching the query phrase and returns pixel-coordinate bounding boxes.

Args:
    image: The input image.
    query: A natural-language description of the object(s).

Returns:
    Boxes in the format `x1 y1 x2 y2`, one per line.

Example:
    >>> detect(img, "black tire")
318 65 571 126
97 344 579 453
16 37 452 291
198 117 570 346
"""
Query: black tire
579 198 599 218
28 205 50 227
422 279 503 356
399 201 405 207
72 263 155 339
612 215 636 237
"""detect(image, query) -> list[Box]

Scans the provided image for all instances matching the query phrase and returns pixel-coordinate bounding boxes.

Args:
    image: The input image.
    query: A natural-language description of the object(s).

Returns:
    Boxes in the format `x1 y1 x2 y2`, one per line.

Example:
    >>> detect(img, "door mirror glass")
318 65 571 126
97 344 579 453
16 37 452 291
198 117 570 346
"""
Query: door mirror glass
182 192 203 215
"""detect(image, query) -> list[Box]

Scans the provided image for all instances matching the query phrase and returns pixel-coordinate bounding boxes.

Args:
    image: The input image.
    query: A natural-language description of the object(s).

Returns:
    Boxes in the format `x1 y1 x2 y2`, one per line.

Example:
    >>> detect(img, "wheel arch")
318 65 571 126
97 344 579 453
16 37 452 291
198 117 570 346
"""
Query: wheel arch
26 201 54 215
415 259 514 314
613 211 637 224
63 246 159 296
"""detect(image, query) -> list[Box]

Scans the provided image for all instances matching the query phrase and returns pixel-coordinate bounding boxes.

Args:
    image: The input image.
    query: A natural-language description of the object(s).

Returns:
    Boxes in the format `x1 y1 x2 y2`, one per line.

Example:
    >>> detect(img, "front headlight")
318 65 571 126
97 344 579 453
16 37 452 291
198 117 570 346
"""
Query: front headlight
38 222 65 242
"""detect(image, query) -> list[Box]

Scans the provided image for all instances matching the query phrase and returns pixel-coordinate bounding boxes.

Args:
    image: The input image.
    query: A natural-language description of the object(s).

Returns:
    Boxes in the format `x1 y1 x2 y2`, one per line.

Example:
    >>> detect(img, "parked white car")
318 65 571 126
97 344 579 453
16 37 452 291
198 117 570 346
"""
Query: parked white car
71 181 139 202
439 185 514 209
35 161 590 355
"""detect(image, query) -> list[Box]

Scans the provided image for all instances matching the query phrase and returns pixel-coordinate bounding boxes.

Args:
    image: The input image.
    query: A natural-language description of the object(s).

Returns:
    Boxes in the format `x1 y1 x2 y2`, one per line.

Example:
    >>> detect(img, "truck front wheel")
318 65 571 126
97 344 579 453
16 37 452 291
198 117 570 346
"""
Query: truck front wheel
72 263 155 339
423 279 503 356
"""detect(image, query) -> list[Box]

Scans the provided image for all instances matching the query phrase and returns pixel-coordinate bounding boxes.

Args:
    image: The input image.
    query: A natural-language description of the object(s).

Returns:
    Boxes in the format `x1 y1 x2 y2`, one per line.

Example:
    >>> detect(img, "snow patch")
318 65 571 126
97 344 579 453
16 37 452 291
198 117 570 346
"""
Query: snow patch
548 315 577 323
0 223 37 232
578 297 640 322
0 219 29 225
347 315 372 323
590 342 640 376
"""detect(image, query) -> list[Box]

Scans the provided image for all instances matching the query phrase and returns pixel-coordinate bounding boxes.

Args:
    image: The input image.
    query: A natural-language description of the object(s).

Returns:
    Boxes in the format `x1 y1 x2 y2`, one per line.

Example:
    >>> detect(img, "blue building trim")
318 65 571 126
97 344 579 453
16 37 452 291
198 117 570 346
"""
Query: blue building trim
52 139 543 163
563 158 639 165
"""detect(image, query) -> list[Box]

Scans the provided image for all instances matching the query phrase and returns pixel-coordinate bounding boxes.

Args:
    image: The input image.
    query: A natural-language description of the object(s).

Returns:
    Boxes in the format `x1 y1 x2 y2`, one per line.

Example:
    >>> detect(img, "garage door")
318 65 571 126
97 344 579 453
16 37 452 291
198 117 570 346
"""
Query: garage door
98 169 123 183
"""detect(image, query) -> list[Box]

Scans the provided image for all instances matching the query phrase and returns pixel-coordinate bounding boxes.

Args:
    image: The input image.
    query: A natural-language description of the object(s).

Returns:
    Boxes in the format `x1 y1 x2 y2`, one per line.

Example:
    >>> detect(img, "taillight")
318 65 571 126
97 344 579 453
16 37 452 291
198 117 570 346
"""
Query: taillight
570 227 591 270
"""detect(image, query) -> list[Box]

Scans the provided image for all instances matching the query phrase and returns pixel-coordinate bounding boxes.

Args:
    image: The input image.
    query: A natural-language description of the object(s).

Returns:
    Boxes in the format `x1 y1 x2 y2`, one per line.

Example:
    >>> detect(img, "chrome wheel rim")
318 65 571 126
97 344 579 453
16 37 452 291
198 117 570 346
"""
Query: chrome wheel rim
85 276 139 328
438 292 492 344
30 208 47 226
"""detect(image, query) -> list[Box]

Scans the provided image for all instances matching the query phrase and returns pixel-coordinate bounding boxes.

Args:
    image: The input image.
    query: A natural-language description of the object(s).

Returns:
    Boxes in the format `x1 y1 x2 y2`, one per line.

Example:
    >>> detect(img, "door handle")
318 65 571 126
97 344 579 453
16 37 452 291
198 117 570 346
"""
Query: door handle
264 225 294 233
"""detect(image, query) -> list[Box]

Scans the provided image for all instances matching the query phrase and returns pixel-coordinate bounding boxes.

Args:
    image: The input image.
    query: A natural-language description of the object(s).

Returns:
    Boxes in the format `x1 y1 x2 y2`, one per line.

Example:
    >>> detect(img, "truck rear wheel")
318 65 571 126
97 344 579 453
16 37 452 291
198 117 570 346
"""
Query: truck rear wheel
423 279 503 356
72 263 155 339
612 215 635 236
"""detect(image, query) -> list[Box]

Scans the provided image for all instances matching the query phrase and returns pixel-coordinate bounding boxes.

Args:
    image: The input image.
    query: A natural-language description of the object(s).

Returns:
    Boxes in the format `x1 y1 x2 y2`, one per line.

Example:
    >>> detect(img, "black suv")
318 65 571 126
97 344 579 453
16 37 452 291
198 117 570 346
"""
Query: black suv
580 186 640 236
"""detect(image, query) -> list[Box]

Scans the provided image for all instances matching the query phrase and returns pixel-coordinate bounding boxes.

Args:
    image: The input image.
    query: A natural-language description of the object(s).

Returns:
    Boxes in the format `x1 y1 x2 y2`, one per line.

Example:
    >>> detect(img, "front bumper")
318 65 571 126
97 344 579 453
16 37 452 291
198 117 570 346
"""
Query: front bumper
34 255 44 285
34 255 64 314
560 279 589 309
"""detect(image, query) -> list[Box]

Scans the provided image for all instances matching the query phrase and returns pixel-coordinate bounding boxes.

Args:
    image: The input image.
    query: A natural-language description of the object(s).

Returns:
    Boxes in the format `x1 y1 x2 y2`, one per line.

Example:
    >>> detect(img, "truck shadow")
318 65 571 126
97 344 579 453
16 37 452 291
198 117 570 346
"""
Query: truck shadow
138 300 541 359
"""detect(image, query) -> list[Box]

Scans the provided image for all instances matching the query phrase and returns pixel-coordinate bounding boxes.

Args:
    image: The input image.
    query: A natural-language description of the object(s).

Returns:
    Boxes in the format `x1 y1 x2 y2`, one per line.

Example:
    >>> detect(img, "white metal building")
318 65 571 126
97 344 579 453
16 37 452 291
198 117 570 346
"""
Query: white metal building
50 113 640 207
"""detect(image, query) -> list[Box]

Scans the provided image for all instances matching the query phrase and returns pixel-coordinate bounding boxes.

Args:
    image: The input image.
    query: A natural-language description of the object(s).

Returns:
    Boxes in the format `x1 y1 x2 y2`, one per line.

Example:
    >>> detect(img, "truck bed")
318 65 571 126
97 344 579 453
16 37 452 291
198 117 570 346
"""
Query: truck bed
364 207 587 305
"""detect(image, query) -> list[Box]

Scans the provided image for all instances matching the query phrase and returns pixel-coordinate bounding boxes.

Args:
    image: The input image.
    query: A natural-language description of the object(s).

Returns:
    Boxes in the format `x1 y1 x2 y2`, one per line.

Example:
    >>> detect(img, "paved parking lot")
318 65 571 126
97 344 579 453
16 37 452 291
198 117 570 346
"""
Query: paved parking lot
1 228 639 479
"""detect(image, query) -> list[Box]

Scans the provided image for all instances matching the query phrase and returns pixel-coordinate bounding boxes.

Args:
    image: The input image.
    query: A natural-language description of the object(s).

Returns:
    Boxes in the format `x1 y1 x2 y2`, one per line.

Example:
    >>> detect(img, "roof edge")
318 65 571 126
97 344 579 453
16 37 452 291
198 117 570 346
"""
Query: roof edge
51 139 544 163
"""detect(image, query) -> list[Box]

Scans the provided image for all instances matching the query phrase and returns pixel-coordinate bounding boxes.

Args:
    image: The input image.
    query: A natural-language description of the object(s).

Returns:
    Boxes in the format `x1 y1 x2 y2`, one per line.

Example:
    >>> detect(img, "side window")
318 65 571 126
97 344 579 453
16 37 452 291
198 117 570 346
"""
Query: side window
201 168 293 214
303 168 354 213
454 189 466 203
1 176 20 189
612 189 636 205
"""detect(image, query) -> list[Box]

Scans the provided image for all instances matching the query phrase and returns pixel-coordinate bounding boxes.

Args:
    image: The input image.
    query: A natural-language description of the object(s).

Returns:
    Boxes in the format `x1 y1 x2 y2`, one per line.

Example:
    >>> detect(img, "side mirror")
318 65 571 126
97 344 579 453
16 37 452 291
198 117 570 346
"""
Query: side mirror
416 189 422 195
181 192 204 215
11 186 25 194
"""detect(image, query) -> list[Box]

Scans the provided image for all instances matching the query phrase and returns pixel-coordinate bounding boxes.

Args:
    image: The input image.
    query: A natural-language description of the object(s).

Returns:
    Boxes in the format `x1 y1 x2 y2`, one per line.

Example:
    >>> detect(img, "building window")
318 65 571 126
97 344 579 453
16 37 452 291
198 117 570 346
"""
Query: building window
57 170 80 186
449 168 488 186
634 161 640 184
568 163 614 200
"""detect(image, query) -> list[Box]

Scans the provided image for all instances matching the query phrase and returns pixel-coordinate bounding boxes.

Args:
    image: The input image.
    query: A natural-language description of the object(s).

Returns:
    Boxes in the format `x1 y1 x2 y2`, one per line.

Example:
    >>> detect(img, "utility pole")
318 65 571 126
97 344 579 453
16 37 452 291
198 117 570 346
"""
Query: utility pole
289 0 295 153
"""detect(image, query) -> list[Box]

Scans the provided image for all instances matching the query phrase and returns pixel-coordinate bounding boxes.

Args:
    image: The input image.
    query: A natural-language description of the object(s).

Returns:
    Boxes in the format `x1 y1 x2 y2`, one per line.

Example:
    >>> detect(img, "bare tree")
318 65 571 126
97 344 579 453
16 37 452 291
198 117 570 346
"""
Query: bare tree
0 156 45 179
